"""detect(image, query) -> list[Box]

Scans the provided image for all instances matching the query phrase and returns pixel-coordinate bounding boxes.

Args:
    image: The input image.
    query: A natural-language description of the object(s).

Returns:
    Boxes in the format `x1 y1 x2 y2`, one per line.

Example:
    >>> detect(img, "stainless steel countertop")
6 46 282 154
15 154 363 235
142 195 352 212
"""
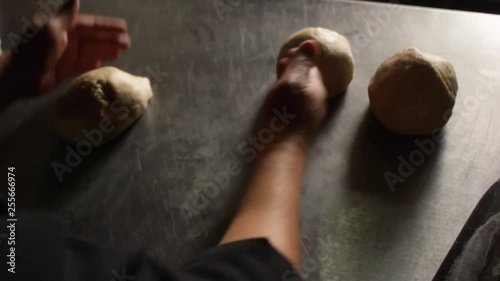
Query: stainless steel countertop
1 0 500 280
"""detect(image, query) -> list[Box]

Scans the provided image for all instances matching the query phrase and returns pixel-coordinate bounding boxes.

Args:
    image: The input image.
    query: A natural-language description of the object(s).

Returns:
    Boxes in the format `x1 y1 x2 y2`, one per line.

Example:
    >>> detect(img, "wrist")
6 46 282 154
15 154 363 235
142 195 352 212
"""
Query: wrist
254 138 308 165
266 132 312 152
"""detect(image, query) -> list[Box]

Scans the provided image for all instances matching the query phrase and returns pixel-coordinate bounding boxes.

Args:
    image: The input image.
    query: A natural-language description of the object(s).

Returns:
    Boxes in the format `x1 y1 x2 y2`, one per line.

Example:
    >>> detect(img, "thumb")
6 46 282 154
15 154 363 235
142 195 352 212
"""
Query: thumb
277 39 321 83
283 53 314 83
306 65 328 99
58 0 80 27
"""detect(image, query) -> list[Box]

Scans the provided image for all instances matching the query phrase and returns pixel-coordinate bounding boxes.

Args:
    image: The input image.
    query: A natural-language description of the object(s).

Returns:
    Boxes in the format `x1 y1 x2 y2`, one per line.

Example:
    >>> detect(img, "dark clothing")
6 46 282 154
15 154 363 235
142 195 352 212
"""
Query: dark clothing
5 181 499 281
432 181 500 281
0 214 299 281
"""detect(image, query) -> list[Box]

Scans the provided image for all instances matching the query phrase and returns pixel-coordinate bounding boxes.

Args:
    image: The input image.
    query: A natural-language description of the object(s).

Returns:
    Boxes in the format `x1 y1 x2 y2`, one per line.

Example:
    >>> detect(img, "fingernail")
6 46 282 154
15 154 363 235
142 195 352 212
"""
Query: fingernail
118 34 131 47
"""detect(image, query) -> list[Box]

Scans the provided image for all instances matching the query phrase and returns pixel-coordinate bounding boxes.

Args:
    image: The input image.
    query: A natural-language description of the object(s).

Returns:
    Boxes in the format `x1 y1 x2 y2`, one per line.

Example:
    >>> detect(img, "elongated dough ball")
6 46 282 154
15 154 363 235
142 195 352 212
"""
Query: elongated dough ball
368 48 458 135
277 27 355 96
55 67 153 146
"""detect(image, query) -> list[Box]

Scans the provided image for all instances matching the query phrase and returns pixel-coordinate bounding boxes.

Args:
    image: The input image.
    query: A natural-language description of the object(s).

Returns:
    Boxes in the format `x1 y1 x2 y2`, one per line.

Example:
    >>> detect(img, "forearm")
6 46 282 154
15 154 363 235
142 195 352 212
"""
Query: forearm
220 141 307 268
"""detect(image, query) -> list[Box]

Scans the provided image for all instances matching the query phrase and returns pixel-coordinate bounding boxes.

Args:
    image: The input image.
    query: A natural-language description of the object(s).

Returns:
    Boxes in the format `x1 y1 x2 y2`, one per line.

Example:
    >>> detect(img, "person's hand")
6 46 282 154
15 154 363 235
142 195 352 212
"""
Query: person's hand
1 0 130 99
255 40 329 149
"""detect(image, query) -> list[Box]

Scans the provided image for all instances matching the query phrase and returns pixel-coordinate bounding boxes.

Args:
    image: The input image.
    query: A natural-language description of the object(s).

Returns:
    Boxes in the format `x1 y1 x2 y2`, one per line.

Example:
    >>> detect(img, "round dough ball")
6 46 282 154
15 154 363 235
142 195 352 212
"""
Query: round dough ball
277 27 355 97
368 48 458 135
55 67 153 146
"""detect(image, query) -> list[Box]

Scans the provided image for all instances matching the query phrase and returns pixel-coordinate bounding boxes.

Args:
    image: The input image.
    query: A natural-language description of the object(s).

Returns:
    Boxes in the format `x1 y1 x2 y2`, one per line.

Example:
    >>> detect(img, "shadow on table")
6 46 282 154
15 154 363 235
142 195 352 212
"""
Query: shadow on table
347 108 444 203
322 108 447 280
322 92 348 132
0 103 134 211
37 133 133 211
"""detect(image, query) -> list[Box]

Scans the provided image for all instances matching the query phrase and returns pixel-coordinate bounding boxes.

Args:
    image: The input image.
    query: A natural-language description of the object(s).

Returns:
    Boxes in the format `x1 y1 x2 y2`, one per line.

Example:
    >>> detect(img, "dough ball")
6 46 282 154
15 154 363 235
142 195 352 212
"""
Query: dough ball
368 48 458 135
277 27 355 97
55 67 153 146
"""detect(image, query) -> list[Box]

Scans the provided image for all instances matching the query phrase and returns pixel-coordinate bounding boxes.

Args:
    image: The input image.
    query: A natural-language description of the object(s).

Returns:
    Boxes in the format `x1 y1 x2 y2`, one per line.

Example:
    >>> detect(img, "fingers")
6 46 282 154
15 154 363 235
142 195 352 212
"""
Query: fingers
286 47 300 57
77 28 131 48
57 41 120 81
276 40 326 101
76 15 128 32
57 30 79 81
307 66 324 86
306 66 328 100
75 15 130 49
58 57 102 82
58 0 80 27
277 57 289 78
54 14 130 83
280 51 314 84
79 43 123 59
59 0 80 14
297 41 327 99
277 40 320 79
297 39 321 60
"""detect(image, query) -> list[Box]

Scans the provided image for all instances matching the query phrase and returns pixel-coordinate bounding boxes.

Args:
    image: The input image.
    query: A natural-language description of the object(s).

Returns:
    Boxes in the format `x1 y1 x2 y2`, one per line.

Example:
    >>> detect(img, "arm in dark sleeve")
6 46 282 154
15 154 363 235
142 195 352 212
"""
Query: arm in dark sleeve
182 238 301 281
0 212 300 281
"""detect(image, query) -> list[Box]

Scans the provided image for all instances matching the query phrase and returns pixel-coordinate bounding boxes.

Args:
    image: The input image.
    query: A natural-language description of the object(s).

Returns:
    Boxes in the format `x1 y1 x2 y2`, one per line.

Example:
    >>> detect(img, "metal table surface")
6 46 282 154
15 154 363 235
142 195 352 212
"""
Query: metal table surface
1 0 500 280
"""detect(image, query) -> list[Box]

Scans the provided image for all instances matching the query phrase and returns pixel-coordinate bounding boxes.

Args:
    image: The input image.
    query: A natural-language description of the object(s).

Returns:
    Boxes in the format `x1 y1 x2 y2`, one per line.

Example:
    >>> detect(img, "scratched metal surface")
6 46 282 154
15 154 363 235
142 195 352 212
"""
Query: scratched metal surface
1 0 500 280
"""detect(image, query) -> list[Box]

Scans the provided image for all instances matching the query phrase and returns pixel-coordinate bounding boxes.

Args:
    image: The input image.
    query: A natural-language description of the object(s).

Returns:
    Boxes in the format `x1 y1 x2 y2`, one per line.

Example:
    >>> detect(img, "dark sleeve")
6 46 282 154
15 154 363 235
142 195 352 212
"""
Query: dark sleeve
0 213 300 281
182 238 301 281
432 180 500 281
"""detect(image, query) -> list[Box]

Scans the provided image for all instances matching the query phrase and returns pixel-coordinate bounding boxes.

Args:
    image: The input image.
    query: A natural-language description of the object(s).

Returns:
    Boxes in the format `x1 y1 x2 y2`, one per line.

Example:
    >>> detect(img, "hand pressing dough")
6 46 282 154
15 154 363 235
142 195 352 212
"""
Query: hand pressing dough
277 27 355 97
368 48 458 135
55 67 153 146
